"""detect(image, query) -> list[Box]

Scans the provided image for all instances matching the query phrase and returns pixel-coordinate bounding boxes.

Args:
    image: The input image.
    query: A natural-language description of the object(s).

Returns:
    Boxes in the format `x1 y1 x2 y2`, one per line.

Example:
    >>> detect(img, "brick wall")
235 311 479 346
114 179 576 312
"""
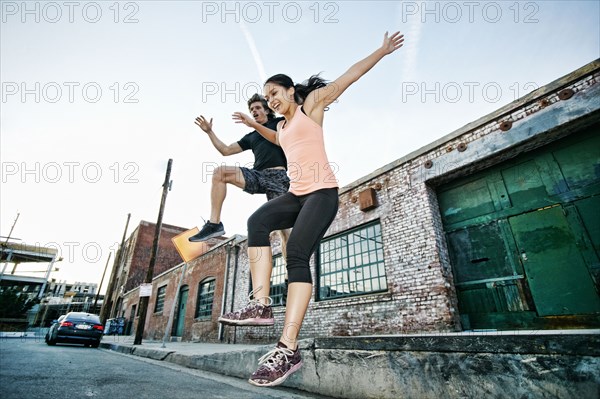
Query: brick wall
105 220 187 320
129 238 232 342
123 221 188 293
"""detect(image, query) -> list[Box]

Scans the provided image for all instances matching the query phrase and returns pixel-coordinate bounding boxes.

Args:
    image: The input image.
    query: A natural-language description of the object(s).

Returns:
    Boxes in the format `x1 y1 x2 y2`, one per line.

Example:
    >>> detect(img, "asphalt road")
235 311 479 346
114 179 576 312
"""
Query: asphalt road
0 338 333 399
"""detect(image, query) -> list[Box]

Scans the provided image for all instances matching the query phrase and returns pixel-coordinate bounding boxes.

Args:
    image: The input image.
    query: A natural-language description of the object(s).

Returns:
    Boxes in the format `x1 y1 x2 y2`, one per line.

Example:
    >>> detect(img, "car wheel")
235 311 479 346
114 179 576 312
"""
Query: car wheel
46 337 56 346
91 340 100 348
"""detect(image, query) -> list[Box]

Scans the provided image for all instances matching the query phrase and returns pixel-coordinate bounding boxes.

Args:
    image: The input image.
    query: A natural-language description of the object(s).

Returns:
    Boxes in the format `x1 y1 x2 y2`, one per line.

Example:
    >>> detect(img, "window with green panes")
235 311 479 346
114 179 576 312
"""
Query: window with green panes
318 220 387 300
154 285 167 313
196 278 215 319
269 254 287 307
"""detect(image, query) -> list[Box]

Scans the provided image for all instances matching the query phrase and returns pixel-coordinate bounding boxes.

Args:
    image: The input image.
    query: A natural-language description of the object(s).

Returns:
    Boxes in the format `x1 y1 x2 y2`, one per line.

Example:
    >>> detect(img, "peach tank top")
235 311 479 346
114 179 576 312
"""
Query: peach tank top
278 106 339 195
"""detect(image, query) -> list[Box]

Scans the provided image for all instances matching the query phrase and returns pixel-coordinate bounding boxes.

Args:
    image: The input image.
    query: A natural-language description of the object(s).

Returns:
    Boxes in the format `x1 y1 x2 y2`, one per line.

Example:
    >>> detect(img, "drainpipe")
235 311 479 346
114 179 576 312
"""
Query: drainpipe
218 242 233 342
230 245 240 313
230 244 240 345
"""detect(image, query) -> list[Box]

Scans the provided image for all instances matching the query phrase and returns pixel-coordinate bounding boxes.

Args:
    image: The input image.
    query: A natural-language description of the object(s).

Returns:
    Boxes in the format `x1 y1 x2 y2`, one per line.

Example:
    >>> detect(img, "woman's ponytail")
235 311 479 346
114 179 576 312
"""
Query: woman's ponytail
293 74 328 104
265 73 328 104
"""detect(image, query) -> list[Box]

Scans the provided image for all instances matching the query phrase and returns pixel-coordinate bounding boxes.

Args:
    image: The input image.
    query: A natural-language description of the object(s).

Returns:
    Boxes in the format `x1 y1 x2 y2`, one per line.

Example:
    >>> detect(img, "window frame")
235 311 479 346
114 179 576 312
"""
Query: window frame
195 277 216 320
154 284 167 314
269 254 287 307
317 220 387 301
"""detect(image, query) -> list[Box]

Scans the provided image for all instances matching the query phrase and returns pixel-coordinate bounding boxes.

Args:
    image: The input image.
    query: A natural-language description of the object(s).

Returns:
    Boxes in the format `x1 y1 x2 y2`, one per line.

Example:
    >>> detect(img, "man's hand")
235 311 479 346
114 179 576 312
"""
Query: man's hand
195 115 214 134
232 112 255 128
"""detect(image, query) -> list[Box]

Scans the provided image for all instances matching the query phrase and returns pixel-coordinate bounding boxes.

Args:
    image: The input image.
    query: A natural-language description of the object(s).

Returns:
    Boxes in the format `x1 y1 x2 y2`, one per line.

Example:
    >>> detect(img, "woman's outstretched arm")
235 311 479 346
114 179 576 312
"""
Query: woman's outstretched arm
304 31 404 117
232 112 280 145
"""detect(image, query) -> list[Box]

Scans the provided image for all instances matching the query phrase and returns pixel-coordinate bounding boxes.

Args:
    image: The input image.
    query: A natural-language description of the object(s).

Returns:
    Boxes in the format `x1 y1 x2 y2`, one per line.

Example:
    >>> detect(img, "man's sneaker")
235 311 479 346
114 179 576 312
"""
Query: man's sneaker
189 221 225 242
248 342 303 387
218 287 274 326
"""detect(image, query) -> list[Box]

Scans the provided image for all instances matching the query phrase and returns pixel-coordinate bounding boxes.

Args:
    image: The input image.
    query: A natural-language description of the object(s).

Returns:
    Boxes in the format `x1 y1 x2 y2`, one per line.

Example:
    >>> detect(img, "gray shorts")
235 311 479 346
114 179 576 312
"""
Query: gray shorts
241 168 290 200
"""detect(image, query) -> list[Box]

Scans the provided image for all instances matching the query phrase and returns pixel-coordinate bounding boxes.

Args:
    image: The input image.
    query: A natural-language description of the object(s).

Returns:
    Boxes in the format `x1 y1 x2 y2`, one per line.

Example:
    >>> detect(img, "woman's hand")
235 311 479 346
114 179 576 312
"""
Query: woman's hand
381 31 404 55
232 112 255 128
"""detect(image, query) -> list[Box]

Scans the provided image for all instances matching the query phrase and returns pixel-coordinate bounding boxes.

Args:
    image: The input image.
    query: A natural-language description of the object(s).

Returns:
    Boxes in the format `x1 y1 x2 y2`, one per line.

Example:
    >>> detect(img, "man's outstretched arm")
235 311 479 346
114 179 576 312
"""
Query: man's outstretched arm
195 115 243 156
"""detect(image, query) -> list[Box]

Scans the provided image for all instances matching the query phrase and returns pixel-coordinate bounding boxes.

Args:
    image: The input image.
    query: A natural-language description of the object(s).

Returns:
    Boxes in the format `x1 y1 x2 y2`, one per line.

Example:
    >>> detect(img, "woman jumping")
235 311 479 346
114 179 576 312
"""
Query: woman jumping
222 31 404 387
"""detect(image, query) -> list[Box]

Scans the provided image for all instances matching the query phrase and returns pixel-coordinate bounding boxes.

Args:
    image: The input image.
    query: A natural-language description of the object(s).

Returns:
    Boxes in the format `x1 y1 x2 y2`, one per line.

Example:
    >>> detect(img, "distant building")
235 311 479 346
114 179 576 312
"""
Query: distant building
0 241 60 300
0 275 102 327
0 274 47 300
101 221 188 325
0 242 62 328
48 279 97 297
34 280 103 326
122 60 600 343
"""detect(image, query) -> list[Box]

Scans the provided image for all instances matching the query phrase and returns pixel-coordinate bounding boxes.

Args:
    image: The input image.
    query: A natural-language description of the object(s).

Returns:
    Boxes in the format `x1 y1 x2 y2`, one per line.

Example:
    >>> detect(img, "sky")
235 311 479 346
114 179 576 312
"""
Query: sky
1 0 599 292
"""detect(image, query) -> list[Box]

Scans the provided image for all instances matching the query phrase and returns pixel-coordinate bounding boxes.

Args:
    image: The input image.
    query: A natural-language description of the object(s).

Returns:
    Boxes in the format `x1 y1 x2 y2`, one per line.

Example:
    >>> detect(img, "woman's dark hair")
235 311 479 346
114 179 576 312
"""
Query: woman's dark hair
247 93 275 119
265 73 328 104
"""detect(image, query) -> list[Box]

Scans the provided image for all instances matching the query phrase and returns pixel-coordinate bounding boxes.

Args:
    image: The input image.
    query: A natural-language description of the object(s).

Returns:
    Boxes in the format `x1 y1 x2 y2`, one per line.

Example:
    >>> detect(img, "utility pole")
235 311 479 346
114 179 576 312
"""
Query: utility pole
93 252 112 313
134 159 173 345
100 213 131 325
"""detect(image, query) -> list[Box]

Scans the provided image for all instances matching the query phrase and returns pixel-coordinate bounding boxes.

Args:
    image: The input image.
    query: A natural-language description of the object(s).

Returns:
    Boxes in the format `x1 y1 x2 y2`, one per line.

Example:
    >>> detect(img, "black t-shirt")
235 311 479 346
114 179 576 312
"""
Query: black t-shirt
237 117 287 171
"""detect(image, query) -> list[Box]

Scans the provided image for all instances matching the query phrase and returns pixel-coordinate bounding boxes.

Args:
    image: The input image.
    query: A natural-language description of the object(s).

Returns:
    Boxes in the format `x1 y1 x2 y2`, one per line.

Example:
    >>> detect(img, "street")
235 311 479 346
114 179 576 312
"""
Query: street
0 338 333 399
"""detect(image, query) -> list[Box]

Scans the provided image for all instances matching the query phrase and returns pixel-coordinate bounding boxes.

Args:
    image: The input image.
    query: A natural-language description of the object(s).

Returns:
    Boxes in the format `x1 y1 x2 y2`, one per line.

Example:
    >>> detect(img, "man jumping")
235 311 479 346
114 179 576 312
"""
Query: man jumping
189 94 290 250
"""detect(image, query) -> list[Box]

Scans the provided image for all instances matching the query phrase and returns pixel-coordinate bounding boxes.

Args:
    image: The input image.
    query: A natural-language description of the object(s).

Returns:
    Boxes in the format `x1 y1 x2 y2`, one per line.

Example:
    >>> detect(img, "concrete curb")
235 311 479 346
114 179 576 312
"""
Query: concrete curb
133 346 175 361
100 342 133 354
100 333 600 399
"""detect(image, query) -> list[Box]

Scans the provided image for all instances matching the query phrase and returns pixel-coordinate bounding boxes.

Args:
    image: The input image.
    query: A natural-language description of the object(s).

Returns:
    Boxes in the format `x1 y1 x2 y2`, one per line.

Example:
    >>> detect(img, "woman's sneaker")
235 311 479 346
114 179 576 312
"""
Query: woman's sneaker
218 288 274 326
248 342 303 387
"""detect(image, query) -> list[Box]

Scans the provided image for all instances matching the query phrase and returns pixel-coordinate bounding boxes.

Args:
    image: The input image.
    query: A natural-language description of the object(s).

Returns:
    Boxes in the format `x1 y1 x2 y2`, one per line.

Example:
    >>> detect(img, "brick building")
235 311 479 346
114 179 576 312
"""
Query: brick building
127 60 600 343
102 220 188 323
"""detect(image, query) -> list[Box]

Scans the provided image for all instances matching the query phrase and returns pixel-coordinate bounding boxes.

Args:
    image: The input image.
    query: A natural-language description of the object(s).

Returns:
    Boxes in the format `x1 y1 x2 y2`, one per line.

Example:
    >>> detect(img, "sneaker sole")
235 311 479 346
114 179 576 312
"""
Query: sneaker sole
217 317 274 326
248 360 303 387
188 230 226 242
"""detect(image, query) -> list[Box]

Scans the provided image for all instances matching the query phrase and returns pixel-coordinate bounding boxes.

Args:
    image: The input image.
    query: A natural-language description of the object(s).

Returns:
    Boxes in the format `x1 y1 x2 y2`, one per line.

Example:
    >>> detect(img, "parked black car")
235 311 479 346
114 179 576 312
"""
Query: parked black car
45 314 66 343
45 312 103 348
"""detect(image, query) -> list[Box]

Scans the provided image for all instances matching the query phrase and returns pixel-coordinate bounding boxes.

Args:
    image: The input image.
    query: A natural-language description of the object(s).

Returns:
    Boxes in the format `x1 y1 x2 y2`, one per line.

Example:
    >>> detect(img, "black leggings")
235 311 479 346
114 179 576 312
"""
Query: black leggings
247 188 339 284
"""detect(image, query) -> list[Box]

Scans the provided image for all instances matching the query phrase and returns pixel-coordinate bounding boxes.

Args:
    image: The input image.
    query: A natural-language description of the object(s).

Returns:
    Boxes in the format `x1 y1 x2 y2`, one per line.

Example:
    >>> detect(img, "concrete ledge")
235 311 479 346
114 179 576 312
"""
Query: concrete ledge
100 334 600 399
315 332 600 356
305 349 599 399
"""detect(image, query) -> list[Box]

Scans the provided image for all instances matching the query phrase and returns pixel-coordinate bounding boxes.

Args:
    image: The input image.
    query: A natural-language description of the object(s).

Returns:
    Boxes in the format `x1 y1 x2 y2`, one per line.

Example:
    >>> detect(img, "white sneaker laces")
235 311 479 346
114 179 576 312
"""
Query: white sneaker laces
258 346 295 371
246 285 273 308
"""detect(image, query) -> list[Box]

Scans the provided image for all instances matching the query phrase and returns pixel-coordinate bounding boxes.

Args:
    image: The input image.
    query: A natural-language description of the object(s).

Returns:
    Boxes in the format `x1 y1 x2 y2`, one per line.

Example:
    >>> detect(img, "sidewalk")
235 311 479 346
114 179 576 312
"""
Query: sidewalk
98 330 600 399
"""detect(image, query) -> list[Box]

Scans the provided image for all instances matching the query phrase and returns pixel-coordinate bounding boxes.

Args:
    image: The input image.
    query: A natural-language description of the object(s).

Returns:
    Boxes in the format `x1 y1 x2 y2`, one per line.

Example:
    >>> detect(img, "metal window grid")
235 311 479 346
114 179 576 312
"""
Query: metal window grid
154 285 167 313
318 221 387 301
196 279 215 319
269 254 286 307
